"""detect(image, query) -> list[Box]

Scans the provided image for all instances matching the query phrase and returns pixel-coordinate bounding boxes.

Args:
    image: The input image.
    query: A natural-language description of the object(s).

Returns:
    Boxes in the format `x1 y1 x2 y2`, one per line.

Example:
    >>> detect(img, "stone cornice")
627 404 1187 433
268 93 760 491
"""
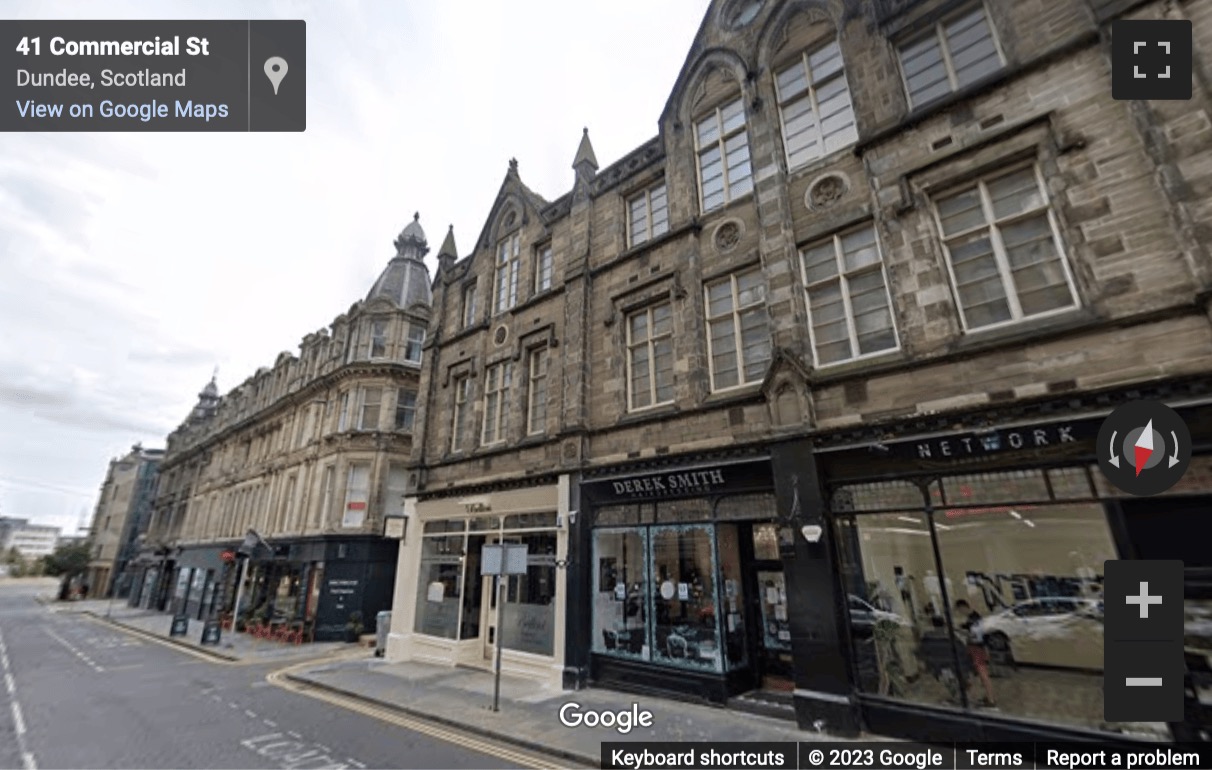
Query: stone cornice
161 360 420 470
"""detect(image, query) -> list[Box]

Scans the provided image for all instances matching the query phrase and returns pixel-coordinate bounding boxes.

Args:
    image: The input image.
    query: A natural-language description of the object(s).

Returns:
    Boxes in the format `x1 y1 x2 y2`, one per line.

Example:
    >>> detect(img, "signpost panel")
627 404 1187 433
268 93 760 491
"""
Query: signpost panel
480 543 529 712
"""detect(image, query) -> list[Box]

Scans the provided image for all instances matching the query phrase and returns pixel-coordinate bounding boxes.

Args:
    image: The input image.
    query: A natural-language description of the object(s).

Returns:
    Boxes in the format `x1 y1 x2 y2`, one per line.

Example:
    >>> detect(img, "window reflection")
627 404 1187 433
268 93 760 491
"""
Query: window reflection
593 529 649 659
592 524 726 673
414 535 464 639
717 524 747 670
835 492 1160 738
500 531 557 656
652 525 721 672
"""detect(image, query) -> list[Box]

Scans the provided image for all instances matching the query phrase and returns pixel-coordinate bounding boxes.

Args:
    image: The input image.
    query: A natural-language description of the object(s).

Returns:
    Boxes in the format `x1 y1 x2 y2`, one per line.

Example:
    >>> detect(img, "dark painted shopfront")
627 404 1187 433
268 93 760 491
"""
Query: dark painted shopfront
169 545 235 622
571 454 814 708
127 550 176 612
815 379 1212 745
234 536 397 642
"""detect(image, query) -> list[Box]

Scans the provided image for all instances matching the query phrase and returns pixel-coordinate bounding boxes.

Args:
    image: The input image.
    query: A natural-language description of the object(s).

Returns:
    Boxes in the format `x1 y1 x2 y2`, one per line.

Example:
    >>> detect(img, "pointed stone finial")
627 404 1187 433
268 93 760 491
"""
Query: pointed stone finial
212 365 219 382
438 225 458 259
573 127 598 173
508 157 519 174
413 212 419 221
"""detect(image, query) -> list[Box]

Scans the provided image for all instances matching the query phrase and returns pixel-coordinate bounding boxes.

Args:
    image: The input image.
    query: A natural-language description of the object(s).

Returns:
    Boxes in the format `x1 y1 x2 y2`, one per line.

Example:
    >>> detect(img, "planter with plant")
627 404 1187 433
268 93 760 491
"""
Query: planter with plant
345 611 364 643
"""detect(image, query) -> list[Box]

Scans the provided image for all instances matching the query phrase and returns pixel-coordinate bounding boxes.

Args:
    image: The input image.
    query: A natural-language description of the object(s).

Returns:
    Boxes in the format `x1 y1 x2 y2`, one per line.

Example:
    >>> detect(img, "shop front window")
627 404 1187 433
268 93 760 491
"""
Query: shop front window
592 522 731 674
834 472 1152 738
500 531 558 656
652 525 721 672
413 515 560 657
593 529 649 660
414 534 464 639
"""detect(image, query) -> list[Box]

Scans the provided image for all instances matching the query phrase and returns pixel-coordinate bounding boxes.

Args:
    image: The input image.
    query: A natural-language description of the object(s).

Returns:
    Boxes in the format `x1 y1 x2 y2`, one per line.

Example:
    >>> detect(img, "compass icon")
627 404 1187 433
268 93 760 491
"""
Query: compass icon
1097 400 1192 495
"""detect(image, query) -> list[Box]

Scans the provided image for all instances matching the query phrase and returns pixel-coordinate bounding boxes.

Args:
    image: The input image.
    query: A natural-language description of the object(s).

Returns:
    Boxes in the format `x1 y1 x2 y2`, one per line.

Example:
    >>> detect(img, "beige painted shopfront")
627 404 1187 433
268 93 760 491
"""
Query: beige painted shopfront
385 477 569 687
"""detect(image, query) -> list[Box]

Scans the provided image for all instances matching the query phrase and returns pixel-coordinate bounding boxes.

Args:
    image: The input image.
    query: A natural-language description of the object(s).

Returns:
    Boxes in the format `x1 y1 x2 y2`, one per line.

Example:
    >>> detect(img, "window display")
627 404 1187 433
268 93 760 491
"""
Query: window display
414 533 464 639
593 529 648 660
652 525 721 671
593 524 727 674
834 470 1167 740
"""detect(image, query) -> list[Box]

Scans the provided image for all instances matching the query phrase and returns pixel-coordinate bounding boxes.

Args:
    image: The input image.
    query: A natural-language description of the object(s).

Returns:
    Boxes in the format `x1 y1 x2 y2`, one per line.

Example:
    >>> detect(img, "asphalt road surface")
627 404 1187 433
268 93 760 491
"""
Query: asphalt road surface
0 580 538 770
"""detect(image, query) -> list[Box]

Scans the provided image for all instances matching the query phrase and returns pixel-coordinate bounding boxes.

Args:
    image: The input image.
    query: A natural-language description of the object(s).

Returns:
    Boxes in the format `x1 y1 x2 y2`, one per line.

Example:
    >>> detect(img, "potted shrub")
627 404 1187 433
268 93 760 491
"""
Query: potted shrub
345 611 364 643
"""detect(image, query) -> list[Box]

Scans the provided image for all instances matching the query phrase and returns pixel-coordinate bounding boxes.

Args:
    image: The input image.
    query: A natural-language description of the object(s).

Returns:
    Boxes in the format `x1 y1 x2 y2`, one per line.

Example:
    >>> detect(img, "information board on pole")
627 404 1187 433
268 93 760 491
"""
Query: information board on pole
481 544 529 576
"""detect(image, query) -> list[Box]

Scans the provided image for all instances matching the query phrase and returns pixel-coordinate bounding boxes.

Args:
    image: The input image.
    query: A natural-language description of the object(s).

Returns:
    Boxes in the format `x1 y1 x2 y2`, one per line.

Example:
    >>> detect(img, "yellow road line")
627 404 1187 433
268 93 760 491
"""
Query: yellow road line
266 663 582 770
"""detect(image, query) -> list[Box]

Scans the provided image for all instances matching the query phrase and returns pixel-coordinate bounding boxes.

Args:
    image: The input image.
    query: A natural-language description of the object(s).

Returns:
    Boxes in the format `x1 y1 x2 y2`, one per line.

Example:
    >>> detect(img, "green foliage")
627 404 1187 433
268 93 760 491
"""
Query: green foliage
3 547 30 577
43 540 92 577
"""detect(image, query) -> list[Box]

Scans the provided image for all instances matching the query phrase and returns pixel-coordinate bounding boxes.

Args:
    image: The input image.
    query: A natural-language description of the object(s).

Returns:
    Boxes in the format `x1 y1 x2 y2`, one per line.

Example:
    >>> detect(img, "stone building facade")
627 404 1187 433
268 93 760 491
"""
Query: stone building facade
85 444 164 597
392 0 1211 743
132 218 436 641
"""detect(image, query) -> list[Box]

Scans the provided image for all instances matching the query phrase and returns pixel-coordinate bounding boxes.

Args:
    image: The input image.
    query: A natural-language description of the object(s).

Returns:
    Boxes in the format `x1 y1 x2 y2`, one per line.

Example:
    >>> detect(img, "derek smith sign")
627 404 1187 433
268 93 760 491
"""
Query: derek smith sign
586 459 770 504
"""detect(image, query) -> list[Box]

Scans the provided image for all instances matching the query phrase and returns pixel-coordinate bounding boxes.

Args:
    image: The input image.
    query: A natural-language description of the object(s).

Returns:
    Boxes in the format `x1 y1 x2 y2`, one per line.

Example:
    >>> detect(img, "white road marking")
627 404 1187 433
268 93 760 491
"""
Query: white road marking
241 732 360 770
212 694 223 702
229 702 240 709
0 628 39 769
264 719 278 727
245 710 257 718
11 701 25 734
43 627 103 673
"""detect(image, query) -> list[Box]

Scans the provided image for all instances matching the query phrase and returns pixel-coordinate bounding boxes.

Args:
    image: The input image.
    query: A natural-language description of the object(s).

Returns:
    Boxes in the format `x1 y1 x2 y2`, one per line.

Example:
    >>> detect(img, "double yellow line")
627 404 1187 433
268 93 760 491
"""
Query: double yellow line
266 662 581 770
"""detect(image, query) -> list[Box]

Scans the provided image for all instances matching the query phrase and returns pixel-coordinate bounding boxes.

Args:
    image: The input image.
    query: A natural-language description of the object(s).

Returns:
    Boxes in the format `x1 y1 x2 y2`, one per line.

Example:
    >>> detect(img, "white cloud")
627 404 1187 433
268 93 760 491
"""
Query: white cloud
0 0 711 529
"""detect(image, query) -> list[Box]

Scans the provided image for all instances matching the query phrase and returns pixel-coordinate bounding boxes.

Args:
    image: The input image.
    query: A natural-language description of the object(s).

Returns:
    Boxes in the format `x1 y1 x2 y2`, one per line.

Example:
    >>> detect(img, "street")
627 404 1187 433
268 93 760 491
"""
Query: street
0 580 544 770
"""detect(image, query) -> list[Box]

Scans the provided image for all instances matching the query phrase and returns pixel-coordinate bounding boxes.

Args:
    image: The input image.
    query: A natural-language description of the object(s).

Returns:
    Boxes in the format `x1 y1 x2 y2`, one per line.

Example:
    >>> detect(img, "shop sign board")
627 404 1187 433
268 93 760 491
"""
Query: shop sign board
583 459 771 504
200 619 222 646
882 417 1103 462
169 614 189 637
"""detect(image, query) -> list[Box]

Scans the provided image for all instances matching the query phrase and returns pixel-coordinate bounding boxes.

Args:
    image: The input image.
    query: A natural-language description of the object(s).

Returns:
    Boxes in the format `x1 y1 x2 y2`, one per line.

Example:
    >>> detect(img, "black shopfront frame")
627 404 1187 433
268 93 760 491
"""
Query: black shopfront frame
572 456 787 705
815 393 1212 744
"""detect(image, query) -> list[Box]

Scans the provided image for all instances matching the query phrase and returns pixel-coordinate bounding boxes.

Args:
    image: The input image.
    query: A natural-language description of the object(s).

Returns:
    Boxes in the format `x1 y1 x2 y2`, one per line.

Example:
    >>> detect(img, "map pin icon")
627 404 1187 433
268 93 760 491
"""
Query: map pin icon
264 57 288 95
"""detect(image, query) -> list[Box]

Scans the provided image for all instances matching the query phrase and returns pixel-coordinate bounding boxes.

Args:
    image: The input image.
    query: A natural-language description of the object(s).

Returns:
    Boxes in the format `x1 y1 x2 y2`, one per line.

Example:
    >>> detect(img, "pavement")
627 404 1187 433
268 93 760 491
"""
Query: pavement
42 594 351 664
42 587 894 767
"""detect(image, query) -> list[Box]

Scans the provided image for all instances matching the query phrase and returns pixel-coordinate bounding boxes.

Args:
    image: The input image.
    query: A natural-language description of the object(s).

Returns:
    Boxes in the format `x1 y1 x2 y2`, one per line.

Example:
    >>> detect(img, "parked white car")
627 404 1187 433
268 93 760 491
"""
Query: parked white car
847 594 910 629
979 597 1103 670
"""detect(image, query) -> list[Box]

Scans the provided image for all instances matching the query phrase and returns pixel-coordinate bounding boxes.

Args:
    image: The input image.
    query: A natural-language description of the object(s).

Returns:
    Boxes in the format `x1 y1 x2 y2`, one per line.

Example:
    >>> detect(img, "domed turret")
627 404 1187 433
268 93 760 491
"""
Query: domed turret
367 213 434 310
189 372 221 423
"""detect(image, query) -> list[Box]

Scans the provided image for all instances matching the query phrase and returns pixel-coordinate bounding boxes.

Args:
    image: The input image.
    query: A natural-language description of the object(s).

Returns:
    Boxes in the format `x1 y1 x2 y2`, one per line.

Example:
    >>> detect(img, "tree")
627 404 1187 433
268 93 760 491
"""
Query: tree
3 547 26 578
43 540 92 579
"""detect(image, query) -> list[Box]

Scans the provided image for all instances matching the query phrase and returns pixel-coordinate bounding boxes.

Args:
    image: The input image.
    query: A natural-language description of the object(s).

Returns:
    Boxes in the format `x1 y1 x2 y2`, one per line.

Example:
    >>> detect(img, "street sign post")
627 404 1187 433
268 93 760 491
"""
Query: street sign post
480 543 529 712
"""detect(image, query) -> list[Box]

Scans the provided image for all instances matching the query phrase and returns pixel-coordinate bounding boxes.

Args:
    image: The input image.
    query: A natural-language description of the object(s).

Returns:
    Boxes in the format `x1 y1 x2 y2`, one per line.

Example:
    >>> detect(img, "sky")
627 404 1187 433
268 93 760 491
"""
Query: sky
0 0 713 535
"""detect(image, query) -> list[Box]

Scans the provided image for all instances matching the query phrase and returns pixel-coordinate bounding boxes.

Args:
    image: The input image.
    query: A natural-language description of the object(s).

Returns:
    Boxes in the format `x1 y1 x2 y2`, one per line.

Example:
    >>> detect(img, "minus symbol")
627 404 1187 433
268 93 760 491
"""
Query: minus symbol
1125 677 1163 686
